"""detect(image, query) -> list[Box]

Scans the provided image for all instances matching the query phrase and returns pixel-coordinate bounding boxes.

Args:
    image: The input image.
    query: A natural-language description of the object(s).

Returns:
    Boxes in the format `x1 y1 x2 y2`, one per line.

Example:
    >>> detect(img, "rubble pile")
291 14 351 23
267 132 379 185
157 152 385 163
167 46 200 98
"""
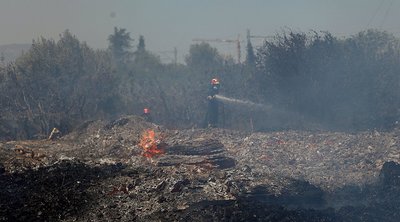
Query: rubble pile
1 115 400 221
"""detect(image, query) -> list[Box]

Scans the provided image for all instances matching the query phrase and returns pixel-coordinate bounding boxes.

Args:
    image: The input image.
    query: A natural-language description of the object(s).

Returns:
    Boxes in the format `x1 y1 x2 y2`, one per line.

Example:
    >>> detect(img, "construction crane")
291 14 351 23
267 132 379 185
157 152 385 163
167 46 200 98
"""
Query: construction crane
193 35 241 63
246 29 274 46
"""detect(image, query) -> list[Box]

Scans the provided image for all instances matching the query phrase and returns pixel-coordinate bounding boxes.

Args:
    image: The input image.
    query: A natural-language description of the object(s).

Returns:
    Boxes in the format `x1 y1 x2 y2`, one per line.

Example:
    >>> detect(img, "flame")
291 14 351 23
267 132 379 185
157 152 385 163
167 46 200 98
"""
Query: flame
138 129 165 158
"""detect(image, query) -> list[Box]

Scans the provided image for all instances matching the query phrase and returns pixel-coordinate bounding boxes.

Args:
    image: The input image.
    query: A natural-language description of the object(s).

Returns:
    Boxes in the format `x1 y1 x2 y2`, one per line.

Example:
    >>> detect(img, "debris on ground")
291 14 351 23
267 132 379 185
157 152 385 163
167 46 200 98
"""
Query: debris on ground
1 115 400 221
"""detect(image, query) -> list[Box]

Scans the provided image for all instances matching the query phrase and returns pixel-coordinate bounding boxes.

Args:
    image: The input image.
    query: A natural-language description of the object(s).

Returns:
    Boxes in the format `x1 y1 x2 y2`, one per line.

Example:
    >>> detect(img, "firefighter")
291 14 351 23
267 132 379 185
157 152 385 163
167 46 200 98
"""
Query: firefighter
142 108 153 122
205 78 220 128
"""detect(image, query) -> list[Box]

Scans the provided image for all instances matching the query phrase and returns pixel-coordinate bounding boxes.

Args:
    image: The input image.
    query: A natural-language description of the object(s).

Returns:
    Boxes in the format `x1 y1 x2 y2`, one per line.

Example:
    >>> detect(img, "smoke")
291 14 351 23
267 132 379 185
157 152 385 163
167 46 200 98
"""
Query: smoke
215 94 324 131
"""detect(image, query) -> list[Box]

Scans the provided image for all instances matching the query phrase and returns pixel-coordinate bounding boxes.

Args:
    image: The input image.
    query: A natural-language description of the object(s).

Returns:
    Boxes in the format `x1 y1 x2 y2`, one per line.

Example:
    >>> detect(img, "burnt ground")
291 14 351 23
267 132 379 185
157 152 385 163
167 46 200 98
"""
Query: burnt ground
1 115 400 221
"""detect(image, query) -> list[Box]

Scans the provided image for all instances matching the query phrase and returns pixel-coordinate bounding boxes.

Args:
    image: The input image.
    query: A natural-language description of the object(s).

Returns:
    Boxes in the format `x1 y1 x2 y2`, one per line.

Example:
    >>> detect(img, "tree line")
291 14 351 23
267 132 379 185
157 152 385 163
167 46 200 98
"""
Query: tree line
1 28 400 140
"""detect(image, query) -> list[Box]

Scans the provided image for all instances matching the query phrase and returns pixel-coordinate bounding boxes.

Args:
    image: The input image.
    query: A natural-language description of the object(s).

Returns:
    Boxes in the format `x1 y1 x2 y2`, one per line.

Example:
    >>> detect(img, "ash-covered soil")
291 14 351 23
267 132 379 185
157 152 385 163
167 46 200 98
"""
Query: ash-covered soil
1 115 400 221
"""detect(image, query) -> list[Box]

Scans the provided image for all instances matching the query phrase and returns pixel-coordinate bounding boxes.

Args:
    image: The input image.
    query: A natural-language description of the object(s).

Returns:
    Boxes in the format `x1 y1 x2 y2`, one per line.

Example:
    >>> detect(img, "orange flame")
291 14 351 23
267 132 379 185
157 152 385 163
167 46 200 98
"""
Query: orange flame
138 129 165 158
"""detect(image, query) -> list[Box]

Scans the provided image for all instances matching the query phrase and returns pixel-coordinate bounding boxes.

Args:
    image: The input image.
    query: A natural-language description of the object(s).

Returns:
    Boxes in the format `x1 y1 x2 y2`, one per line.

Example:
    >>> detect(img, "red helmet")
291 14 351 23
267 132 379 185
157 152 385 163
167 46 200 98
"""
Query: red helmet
143 108 150 114
211 78 220 85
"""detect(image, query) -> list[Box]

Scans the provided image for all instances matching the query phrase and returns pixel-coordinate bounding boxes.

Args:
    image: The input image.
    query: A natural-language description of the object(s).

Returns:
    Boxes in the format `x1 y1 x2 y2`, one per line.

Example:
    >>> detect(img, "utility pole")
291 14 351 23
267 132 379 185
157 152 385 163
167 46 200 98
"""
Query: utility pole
193 35 241 64
0 52 5 65
173 47 177 65
158 47 178 65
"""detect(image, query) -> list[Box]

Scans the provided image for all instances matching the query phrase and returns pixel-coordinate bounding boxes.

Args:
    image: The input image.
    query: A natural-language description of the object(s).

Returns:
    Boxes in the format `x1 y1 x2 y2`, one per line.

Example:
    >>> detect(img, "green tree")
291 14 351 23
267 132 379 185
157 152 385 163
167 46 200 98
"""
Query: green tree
0 52 4 64
108 27 133 62
245 39 256 66
1 30 119 139
185 42 223 75
137 35 145 53
133 35 161 67
255 29 400 130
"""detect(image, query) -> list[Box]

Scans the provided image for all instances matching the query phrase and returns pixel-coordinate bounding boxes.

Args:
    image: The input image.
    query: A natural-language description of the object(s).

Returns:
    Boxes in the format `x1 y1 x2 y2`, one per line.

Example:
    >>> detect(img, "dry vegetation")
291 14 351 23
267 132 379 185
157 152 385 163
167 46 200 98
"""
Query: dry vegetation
1 115 400 221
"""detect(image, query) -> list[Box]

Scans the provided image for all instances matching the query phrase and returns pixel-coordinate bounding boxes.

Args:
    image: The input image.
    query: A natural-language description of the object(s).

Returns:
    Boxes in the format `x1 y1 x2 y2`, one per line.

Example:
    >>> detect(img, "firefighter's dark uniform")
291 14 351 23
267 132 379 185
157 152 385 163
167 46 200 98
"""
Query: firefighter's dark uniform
142 108 153 122
205 81 220 128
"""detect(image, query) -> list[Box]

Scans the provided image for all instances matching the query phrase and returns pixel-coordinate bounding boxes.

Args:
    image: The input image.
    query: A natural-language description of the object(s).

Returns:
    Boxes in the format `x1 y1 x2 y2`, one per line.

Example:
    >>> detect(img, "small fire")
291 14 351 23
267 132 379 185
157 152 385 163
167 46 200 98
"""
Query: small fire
138 129 165 158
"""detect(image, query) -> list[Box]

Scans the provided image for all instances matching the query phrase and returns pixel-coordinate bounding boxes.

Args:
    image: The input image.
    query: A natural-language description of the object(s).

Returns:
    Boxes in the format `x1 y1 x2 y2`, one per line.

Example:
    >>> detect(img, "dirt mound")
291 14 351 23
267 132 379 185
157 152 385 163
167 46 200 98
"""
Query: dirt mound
64 115 157 143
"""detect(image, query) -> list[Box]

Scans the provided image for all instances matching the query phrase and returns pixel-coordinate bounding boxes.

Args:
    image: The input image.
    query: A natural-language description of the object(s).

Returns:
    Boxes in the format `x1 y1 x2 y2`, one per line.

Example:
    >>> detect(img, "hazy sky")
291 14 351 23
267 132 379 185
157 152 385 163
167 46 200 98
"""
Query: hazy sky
1 0 399 62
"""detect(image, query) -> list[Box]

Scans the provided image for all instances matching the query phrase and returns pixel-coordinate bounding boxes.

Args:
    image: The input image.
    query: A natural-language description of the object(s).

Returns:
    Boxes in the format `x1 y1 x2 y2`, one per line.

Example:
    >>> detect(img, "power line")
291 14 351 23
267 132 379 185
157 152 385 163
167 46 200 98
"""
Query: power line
379 0 395 29
193 35 241 63
366 0 386 29
156 47 178 64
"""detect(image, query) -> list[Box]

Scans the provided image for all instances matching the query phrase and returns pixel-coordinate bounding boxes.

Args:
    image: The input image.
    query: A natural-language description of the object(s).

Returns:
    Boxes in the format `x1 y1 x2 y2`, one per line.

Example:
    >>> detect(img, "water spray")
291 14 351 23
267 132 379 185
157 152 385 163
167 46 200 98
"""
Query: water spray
214 94 314 131
215 95 317 130
215 95 272 111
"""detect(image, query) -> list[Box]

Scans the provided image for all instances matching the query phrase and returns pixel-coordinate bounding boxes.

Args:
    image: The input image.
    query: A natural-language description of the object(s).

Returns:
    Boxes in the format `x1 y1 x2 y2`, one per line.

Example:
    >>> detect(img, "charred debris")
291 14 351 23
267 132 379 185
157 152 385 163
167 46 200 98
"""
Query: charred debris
1 115 400 221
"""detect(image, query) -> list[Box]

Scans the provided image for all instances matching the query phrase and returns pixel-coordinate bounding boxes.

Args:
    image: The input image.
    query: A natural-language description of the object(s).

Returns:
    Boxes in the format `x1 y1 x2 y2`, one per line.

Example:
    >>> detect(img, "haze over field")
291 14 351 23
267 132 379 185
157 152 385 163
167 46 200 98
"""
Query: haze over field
2 2 400 221
1 0 400 138
1 0 399 62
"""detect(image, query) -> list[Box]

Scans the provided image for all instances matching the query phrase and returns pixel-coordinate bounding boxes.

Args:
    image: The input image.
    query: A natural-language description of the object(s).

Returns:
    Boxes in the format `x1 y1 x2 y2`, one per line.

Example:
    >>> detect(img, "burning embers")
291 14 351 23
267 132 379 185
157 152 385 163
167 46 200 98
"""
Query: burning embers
138 129 165 158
